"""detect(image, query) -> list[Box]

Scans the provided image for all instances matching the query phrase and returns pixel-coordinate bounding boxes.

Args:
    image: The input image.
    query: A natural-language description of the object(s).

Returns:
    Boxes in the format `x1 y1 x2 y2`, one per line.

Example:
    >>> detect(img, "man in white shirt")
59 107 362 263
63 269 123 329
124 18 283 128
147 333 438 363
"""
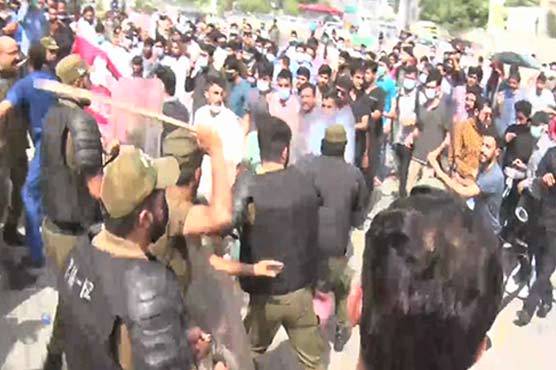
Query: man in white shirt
194 76 244 201
528 73 556 115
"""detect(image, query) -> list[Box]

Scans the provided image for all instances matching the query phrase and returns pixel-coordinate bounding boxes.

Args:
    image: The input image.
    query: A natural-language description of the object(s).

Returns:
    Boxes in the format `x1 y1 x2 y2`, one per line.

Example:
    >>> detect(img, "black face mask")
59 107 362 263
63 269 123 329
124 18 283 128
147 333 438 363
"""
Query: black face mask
149 196 169 243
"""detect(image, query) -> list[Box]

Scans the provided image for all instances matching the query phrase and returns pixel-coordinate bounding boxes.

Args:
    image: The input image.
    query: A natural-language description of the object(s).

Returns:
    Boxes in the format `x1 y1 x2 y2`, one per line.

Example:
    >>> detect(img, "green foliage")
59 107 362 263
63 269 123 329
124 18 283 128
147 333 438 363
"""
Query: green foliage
284 0 299 15
237 0 272 13
548 11 556 38
419 0 489 30
505 0 540 6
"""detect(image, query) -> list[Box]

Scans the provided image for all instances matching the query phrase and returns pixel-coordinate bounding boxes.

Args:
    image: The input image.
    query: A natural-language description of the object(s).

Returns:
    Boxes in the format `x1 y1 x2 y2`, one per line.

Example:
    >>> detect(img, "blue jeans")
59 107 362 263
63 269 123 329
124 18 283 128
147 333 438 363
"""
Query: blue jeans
22 144 43 263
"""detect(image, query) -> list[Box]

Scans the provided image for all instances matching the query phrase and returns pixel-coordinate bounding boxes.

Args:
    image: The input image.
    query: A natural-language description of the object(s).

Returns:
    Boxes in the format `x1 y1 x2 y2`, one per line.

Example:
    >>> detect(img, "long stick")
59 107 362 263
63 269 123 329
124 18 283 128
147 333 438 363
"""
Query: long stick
34 79 196 133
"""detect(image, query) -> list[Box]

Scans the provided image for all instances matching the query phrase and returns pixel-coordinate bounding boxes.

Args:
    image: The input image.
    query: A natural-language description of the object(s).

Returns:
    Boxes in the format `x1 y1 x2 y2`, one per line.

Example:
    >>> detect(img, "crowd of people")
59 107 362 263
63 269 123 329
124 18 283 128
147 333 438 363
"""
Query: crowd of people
0 1 555 370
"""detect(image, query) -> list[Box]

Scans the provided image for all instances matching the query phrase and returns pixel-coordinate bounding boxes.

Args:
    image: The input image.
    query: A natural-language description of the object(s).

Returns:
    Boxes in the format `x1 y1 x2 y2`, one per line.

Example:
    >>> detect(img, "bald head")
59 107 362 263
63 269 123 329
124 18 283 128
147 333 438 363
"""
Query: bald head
0 36 20 73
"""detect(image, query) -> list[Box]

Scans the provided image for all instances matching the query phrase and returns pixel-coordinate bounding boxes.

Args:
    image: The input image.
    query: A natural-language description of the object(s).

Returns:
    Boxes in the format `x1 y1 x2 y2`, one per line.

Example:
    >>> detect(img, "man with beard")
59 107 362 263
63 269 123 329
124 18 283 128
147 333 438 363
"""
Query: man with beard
0 42 57 268
46 5 72 60
40 54 104 370
224 57 250 120
428 125 505 235
316 64 332 104
194 76 244 202
0 36 29 247
233 115 325 370
59 125 230 370
292 82 324 163
186 43 220 119
451 97 493 183
495 73 522 137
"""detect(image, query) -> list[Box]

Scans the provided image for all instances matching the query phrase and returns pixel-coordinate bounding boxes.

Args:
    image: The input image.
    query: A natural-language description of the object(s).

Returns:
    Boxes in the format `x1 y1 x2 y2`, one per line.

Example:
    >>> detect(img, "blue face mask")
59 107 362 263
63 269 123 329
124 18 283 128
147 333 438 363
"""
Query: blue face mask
531 125 544 139
277 87 291 101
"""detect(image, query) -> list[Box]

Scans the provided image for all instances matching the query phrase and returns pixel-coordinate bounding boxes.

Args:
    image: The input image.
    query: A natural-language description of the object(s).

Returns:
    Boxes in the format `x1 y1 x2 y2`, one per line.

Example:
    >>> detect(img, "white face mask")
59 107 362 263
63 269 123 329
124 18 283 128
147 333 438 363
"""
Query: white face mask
257 80 270 92
209 104 222 115
425 88 437 100
419 73 428 84
403 78 416 91
266 54 276 63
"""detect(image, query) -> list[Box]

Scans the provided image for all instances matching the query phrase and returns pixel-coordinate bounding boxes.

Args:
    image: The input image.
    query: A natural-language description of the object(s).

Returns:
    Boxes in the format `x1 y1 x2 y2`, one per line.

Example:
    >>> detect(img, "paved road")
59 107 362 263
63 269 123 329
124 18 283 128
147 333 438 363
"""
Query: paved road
0 228 555 370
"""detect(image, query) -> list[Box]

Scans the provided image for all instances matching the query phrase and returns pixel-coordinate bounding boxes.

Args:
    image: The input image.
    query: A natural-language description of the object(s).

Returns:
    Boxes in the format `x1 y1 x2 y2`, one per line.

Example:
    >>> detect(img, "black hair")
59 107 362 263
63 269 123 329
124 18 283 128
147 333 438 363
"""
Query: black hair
318 64 332 77
95 21 105 34
223 56 241 72
104 190 164 239
82 5 94 14
176 154 203 186
28 43 46 71
426 69 443 86
404 65 418 76
205 75 226 91
281 55 291 67
257 115 292 162
321 140 345 157
296 66 310 79
257 61 274 79
482 124 504 149
277 68 293 83
143 37 154 47
131 55 143 66
200 43 216 57
537 72 547 83
299 82 316 96
154 65 176 96
515 99 532 118
364 60 378 74
361 191 503 370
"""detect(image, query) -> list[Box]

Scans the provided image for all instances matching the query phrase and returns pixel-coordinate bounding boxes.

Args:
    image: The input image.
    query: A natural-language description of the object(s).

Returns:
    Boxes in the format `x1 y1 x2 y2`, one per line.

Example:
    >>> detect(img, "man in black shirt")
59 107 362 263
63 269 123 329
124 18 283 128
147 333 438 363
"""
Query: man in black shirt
232 115 325 370
347 64 371 170
364 61 386 189
296 125 368 352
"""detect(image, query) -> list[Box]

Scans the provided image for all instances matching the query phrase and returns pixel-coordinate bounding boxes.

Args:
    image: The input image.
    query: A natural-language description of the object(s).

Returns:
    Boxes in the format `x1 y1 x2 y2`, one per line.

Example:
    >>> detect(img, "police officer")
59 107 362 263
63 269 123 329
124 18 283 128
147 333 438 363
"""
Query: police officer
233 115 325 370
59 125 232 370
296 125 368 352
153 128 282 370
40 54 103 370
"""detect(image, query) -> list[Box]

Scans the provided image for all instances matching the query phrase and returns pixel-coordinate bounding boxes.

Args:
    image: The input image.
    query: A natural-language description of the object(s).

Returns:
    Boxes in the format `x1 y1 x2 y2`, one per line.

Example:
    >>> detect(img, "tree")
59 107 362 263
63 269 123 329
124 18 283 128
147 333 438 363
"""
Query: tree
419 0 489 30
505 0 540 6
284 0 299 15
237 0 272 13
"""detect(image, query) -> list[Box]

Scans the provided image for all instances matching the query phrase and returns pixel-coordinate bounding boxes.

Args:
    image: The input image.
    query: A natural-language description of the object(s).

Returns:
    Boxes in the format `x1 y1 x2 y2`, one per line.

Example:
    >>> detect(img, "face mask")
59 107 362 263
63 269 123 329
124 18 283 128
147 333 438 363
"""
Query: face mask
266 54 276 63
403 78 416 91
531 125 544 138
209 104 222 115
257 79 270 92
277 87 290 101
419 73 428 84
425 88 437 100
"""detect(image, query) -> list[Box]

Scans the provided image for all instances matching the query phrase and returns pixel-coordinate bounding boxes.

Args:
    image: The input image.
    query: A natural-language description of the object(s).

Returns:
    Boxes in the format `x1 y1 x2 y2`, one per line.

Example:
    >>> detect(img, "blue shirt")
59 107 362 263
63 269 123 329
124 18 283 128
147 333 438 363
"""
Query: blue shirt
377 76 397 114
17 5 48 55
7 71 57 144
229 78 251 118
475 163 505 235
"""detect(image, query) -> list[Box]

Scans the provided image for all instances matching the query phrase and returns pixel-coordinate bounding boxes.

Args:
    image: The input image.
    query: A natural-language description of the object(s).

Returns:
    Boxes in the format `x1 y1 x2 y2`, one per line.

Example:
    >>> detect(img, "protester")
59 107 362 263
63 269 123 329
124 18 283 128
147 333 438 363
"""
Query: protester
350 190 502 370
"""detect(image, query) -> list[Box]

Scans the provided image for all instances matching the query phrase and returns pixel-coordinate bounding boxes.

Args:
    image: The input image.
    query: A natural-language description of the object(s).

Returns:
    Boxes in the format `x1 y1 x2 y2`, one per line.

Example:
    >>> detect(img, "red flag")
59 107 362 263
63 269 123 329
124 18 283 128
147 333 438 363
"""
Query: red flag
72 36 122 79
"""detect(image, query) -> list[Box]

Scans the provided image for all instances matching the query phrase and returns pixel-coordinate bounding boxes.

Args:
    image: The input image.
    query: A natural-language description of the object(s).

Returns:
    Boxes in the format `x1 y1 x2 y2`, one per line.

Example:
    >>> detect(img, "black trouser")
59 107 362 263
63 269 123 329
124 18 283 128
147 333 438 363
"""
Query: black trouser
394 143 412 198
523 206 556 315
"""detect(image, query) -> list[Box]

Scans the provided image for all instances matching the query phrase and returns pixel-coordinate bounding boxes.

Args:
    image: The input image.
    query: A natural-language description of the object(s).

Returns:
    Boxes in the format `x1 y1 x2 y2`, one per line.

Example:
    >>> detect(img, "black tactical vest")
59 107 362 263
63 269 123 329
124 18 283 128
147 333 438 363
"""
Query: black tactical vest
59 234 193 370
41 102 102 228
239 167 320 296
